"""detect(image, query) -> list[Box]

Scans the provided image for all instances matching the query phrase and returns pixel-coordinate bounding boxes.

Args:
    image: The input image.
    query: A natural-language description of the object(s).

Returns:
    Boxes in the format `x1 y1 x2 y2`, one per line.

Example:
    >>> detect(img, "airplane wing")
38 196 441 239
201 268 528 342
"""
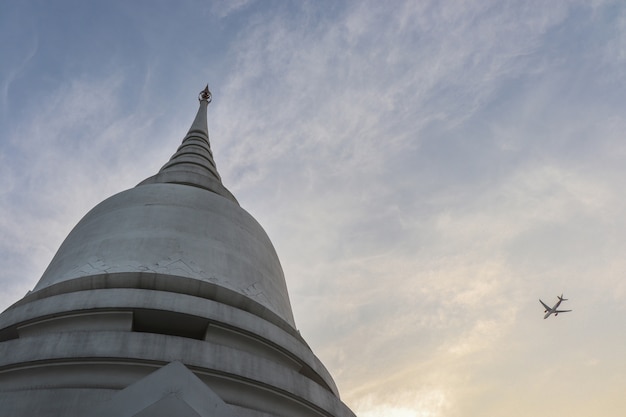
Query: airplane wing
554 309 572 313
539 300 551 310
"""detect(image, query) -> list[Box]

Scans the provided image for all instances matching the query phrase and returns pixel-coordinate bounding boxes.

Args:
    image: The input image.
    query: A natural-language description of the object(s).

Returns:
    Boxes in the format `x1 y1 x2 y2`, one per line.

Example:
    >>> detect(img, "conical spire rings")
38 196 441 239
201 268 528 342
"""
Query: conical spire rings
137 86 238 204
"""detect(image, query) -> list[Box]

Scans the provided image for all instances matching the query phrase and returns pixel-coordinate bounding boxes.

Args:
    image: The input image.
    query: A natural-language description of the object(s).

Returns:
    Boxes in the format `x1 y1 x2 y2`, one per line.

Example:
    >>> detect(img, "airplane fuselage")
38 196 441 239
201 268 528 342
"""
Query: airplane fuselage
543 298 562 319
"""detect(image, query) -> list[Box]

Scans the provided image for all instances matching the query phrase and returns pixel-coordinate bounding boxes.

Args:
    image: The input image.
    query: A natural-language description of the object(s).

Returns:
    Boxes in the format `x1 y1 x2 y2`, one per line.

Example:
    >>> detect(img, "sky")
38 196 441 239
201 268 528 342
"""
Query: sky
1 0 626 416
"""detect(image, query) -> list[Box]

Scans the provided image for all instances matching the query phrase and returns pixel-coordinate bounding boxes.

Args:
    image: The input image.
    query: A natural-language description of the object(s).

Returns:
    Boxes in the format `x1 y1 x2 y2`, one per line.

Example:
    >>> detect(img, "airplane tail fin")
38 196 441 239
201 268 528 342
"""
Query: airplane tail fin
558 294 568 301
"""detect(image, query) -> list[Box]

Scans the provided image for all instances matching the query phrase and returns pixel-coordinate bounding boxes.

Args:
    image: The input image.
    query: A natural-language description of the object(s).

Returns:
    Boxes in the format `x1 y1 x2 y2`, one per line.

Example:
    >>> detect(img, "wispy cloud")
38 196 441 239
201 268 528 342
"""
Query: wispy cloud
209 0 256 18
0 73 175 307
204 3 626 414
0 3 38 118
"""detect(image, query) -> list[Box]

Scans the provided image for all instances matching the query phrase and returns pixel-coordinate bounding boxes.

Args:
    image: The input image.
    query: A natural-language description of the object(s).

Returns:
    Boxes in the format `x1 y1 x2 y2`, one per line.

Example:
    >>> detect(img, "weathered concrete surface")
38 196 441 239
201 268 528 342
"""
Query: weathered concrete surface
0 332 355 416
88 361 237 417
34 183 295 326
0 286 338 394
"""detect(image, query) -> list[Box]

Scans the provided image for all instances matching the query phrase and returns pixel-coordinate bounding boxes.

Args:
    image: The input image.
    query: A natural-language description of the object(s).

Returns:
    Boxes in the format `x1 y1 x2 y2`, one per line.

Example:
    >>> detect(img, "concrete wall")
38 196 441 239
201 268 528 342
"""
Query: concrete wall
0 284 355 417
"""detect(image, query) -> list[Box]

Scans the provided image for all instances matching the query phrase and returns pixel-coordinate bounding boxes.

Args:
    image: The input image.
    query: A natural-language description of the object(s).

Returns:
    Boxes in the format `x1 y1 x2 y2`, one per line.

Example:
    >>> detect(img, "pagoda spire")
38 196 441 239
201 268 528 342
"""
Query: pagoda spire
138 85 238 204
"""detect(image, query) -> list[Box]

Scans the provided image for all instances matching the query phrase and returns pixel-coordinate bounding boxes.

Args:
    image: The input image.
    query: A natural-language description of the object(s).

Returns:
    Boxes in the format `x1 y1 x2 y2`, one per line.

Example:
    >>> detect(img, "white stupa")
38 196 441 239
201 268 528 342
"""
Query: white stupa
0 87 356 417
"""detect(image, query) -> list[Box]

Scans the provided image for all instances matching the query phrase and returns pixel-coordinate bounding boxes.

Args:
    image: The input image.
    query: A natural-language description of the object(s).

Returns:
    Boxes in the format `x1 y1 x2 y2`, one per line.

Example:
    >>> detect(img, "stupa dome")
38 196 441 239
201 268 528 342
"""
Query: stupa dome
34 181 296 326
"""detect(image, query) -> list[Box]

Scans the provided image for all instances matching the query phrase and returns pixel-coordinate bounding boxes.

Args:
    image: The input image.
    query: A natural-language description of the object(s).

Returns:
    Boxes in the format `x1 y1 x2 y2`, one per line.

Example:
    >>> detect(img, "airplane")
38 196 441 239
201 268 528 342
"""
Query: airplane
540 294 572 319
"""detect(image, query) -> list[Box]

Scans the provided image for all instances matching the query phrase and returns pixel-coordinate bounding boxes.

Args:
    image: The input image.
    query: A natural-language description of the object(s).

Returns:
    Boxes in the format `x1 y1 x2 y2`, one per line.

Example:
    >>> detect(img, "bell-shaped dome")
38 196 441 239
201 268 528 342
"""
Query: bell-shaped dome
34 182 295 326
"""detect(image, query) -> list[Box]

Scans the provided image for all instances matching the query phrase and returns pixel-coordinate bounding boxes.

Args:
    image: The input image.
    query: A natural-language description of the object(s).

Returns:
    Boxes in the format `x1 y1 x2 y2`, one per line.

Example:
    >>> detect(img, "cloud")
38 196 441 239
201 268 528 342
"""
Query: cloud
211 0 581 200
0 73 178 308
202 5 626 412
355 389 449 417
0 3 38 117
209 0 256 18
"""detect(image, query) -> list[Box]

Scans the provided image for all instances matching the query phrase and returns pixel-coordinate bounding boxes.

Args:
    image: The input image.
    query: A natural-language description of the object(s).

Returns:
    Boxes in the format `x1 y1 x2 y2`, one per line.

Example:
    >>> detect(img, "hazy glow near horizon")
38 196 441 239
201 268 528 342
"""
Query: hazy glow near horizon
2 1 626 416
